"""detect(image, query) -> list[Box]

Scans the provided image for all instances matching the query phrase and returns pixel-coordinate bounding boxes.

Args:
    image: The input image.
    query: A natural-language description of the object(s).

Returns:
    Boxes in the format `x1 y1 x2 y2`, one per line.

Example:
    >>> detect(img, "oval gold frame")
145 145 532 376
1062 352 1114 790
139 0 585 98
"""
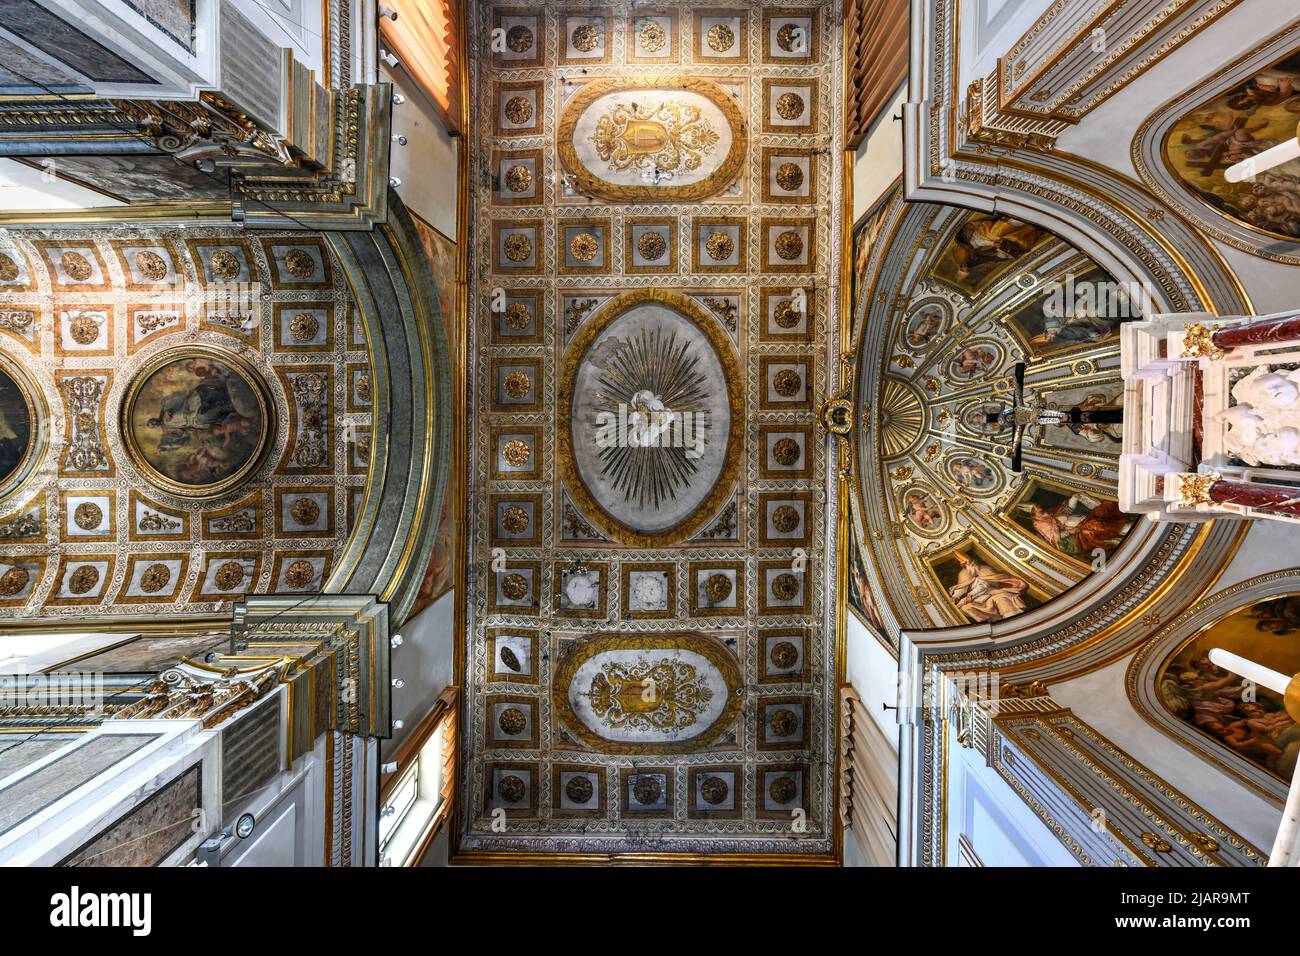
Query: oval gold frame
120 345 275 499
557 288 744 547
557 76 748 203
550 632 744 755
0 349 46 507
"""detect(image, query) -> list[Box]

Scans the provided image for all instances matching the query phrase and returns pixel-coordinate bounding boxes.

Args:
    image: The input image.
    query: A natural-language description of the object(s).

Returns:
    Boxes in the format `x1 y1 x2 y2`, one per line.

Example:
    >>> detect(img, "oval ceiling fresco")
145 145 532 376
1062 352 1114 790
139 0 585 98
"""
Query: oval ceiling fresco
850 197 1142 631
558 289 743 546
552 632 743 754
558 77 747 202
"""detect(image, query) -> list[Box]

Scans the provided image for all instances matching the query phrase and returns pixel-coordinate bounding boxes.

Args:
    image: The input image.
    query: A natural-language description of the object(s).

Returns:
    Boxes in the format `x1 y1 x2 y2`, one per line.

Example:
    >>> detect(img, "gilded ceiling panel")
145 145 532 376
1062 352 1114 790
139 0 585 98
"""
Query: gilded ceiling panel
0 227 373 617
464 0 837 857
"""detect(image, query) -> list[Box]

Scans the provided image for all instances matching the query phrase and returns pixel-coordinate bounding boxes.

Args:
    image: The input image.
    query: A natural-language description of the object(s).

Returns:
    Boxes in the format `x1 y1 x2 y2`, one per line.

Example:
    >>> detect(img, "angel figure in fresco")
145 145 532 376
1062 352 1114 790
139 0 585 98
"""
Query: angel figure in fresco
950 217 1042 277
947 550 1030 623
903 491 944 531
951 457 997 491
951 346 997 377
1022 494 1128 557
904 305 944 348
1247 595 1300 635
144 358 257 484
1238 173 1300 238
1161 653 1300 777
1227 70 1300 111
1180 113 1278 175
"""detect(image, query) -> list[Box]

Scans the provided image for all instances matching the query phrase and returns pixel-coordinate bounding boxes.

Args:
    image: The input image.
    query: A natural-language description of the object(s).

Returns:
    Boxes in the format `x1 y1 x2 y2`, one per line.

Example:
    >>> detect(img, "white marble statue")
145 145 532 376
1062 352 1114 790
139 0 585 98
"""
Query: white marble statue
1217 366 1300 466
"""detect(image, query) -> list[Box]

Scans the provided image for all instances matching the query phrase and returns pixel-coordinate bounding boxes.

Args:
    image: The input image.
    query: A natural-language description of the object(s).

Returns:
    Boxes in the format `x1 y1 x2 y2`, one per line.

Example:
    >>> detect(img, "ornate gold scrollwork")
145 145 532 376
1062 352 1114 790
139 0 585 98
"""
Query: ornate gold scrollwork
1175 471 1221 508
1179 323 1225 361
820 397 853 436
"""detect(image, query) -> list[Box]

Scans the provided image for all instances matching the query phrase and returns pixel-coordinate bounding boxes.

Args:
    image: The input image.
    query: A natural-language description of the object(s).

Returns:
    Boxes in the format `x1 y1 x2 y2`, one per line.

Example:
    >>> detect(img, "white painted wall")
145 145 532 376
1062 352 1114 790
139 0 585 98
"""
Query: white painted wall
383 590 455 760
845 614 900 750
852 83 907 220
946 734 1080 866
957 0 1056 94
382 62 459 237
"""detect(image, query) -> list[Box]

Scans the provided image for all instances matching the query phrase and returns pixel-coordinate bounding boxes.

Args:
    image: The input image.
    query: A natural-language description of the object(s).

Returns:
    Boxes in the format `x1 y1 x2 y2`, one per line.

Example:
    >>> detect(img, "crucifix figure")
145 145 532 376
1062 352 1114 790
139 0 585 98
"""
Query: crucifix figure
984 364 1124 471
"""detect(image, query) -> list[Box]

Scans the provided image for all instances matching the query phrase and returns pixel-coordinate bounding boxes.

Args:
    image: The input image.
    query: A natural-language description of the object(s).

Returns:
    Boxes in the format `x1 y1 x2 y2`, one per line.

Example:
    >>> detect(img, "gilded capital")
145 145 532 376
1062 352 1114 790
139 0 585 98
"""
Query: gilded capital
1175 471 1221 508
1179 323 1225 361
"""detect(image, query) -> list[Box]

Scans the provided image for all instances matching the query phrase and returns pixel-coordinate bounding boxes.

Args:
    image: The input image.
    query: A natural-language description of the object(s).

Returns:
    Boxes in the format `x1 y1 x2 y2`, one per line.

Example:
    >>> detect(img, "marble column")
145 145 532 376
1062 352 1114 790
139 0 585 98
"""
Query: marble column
1213 312 1300 349
1177 472 1300 516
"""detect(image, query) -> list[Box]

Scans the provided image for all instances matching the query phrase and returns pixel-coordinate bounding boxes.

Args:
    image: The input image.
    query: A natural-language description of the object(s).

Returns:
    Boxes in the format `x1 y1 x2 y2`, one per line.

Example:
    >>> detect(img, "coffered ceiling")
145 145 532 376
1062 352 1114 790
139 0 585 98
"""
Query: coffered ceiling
0 226 374 618
461 0 840 859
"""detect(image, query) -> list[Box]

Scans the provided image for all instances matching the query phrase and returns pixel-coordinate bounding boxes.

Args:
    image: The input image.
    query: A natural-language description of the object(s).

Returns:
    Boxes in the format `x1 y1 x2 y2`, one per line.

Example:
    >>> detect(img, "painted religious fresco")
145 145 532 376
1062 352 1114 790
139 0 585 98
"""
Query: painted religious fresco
1162 49 1300 241
1002 266 1134 355
850 179 902 334
409 217 460 615
847 521 883 633
122 349 271 496
928 543 1041 624
854 201 1133 631
0 227 375 617
928 212 1047 296
1007 478 1134 564
1029 384 1124 452
900 300 947 350
1158 595 1300 783
0 363 33 489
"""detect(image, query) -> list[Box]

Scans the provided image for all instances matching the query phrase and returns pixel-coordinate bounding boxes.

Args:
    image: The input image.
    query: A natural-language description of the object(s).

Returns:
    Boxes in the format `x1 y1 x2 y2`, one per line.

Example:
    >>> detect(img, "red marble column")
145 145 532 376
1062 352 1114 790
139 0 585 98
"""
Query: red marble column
1212 313 1300 349
1210 479 1300 515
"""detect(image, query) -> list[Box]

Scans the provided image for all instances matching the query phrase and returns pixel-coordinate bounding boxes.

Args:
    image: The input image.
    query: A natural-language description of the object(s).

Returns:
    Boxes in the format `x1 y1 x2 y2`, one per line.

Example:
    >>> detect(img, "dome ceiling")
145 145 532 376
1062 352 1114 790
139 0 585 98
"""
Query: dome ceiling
852 200 1139 631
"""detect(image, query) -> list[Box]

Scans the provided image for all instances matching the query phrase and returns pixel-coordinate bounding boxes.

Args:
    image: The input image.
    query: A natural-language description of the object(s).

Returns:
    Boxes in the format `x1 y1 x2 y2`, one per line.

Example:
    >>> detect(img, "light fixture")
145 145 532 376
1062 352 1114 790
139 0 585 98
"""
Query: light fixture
380 49 400 68
379 5 398 20
389 177 402 188
392 134 408 146
1225 122 1300 183
235 813 256 839
392 93 405 106
390 633 403 648
392 677 404 688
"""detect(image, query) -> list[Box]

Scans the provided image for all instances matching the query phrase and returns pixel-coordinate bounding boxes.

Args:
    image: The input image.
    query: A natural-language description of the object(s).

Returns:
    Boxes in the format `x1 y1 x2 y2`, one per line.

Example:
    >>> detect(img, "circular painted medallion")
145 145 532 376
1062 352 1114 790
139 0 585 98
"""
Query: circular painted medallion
121 348 273 497
559 290 743 546
0 356 40 503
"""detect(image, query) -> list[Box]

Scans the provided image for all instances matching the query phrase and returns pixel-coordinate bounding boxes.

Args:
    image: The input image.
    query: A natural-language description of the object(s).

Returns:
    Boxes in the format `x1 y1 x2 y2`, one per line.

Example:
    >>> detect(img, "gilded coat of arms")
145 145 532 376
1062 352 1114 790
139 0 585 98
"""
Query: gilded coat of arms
592 101 721 175
585 656 713 732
